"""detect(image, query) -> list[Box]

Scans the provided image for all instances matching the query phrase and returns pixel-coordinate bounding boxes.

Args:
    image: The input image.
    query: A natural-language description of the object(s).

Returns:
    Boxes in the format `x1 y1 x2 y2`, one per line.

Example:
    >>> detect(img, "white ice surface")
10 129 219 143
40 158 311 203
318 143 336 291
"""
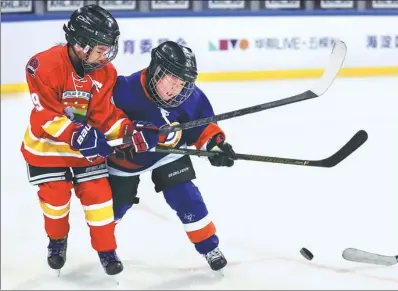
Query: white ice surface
1 77 397 289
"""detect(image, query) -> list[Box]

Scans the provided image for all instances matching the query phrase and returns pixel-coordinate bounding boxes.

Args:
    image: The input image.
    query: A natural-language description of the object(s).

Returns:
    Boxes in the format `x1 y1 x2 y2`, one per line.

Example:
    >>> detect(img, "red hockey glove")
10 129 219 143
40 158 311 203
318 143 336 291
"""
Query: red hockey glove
114 121 159 161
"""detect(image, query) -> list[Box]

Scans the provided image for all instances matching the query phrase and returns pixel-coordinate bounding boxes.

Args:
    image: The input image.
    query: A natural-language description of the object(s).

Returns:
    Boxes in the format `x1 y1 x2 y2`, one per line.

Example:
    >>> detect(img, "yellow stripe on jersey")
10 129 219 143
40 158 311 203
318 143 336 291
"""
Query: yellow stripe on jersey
23 127 83 157
83 200 114 226
104 118 125 140
42 116 72 138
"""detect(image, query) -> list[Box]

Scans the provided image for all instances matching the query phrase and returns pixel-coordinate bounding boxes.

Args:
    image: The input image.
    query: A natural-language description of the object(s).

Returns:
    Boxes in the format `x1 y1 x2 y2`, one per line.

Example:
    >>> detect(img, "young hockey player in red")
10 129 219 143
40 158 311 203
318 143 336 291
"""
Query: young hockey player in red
21 4 158 276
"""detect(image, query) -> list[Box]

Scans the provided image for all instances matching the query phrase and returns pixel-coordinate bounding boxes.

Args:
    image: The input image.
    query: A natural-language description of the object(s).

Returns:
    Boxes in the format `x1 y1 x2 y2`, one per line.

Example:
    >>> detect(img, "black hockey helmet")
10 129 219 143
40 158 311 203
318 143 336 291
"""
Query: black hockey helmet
147 41 198 108
63 4 120 72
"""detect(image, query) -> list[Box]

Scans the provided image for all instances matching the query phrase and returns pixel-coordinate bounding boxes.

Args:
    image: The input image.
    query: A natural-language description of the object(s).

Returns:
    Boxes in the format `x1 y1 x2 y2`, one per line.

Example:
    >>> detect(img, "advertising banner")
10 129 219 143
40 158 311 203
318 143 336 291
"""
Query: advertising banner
371 0 398 8
150 0 191 10
320 1 354 9
2 16 398 85
46 1 85 12
263 1 301 9
1 0 32 13
97 1 137 10
207 1 246 9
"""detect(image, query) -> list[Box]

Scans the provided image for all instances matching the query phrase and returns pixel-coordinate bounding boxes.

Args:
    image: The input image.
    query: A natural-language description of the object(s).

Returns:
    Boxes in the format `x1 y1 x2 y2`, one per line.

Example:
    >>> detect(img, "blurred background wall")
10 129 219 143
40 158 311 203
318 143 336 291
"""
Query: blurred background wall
2 0 398 94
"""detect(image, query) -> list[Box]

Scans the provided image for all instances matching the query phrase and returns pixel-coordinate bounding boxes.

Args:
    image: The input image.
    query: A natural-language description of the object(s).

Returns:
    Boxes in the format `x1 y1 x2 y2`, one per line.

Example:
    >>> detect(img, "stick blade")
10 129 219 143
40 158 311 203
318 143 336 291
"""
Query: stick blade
319 130 368 168
342 248 397 266
310 39 347 96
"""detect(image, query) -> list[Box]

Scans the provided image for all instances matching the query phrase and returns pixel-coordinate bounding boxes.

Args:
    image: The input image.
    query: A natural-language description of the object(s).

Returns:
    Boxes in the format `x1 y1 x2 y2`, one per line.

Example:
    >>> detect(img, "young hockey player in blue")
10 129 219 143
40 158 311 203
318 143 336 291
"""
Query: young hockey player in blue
108 41 237 271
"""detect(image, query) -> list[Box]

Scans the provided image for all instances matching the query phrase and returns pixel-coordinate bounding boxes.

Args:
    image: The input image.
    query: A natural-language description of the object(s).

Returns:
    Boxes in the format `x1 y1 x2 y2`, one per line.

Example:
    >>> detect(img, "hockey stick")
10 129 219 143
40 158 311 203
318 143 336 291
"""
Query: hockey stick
151 130 367 168
157 39 347 135
342 248 398 266
108 39 347 148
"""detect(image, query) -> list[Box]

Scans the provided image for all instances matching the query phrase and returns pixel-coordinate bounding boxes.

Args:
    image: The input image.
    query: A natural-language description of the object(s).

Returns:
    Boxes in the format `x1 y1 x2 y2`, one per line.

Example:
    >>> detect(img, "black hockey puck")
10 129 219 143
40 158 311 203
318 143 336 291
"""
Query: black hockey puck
300 248 314 261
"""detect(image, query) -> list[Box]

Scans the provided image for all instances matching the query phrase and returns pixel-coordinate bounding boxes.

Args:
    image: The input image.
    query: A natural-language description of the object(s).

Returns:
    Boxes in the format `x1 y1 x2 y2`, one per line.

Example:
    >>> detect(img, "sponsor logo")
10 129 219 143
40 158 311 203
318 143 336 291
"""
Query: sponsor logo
26 57 39 77
123 38 187 54
209 39 249 51
168 167 189 178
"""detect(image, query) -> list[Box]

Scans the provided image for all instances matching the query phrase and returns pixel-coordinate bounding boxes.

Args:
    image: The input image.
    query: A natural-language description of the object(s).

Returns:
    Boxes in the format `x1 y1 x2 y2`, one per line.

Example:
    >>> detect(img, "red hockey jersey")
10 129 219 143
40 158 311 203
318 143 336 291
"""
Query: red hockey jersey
21 45 128 167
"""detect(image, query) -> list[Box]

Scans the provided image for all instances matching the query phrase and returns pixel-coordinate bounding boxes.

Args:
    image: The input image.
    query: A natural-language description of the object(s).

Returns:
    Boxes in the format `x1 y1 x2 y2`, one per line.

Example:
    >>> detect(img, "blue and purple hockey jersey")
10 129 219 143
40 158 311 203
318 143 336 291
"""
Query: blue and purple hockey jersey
107 69 223 176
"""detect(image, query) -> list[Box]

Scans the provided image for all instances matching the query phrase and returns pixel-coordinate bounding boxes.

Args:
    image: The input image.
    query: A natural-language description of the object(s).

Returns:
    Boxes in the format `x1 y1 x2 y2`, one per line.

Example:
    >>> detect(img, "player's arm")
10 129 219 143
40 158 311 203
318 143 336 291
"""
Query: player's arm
110 75 131 114
185 88 237 167
183 87 223 149
27 63 116 160
26 63 79 144
93 72 158 160
92 72 147 141
91 73 131 140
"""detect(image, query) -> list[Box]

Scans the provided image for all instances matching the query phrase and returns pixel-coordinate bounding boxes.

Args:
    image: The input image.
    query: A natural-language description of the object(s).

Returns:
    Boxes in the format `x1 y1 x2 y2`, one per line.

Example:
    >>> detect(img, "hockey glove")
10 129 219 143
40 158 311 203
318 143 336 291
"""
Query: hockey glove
114 121 159 161
206 133 237 167
71 124 114 160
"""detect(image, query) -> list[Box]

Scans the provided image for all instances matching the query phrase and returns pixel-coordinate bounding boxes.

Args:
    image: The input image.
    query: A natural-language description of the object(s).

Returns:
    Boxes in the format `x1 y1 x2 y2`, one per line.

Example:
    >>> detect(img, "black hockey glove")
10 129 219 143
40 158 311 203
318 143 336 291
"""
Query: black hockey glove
206 133 237 167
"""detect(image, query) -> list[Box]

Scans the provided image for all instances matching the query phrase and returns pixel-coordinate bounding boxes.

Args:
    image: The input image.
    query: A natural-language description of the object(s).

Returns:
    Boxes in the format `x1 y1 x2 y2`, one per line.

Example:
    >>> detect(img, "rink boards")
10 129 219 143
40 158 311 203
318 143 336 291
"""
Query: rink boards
2 14 398 94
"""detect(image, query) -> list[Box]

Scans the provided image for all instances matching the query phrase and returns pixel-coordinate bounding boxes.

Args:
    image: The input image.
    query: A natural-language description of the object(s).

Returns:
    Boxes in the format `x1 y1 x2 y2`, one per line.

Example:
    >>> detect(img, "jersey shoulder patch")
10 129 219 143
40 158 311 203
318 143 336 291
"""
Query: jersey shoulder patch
26 57 40 77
